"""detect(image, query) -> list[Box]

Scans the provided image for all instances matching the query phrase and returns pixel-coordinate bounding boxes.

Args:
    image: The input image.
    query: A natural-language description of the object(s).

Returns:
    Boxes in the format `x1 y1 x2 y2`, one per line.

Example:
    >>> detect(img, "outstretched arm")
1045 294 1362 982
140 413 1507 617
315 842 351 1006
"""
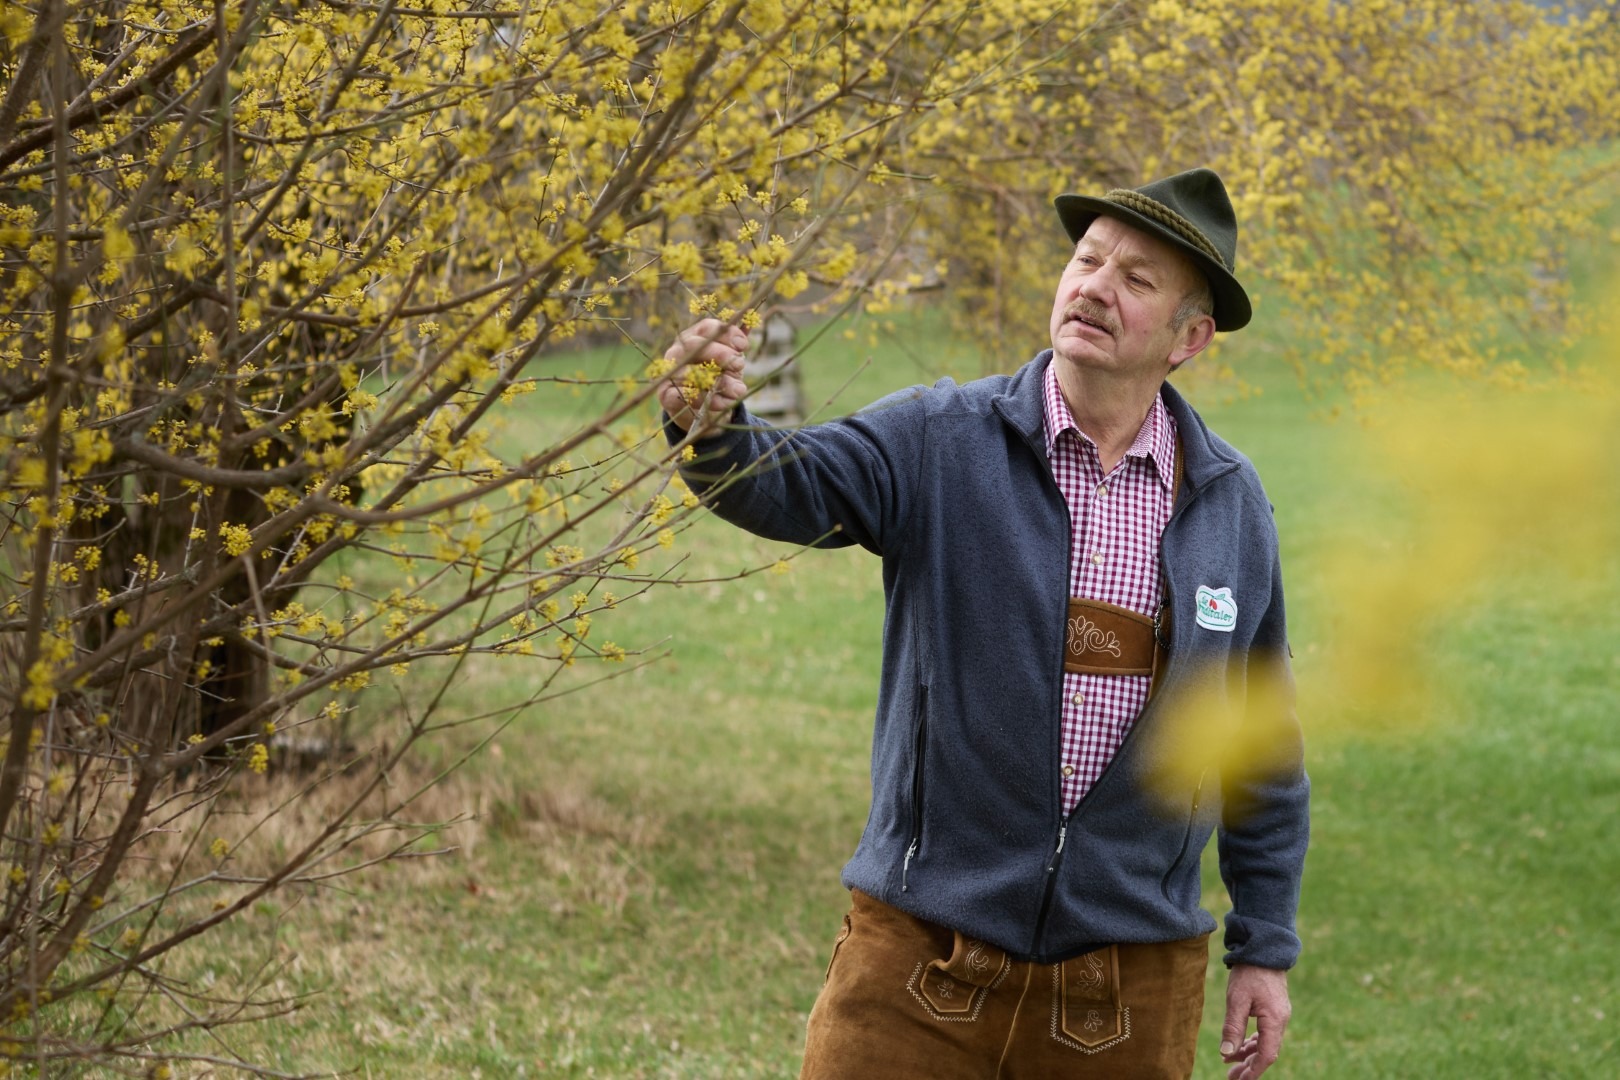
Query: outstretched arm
655 318 928 555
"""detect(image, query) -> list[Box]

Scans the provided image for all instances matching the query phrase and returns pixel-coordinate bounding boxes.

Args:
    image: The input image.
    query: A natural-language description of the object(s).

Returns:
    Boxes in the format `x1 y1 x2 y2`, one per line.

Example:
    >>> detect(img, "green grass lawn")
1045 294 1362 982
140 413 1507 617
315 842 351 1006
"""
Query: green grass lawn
162 304 1618 1078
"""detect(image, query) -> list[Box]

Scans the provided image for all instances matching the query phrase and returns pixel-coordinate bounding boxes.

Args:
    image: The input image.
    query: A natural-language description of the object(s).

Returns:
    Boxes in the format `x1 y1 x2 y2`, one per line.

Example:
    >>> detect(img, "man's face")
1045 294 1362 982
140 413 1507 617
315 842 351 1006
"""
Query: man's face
1048 215 1211 382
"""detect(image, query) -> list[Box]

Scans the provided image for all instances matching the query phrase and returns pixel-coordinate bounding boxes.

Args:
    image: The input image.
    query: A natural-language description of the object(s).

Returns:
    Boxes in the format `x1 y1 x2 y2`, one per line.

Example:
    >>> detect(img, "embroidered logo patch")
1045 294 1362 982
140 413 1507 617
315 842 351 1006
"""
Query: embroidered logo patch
1194 585 1237 632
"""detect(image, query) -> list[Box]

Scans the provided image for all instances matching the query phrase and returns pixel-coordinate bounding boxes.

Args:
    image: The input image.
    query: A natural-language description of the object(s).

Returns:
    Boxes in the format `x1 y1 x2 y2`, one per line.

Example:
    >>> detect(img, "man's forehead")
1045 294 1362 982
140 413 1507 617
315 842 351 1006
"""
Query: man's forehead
1076 216 1190 273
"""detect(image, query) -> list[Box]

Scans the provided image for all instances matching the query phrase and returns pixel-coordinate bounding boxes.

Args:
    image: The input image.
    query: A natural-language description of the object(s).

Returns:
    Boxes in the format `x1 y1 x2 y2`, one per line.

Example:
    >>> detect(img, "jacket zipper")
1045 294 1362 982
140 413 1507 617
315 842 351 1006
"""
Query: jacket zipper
1026 440 1211 957
1029 815 1070 953
1001 388 1236 958
1008 412 1078 953
901 688 928 892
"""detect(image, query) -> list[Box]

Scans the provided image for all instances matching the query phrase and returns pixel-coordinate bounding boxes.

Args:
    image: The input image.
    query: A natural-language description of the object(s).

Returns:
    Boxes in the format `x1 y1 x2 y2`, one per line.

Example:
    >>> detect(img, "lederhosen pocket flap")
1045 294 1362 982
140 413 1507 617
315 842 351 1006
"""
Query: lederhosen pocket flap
1059 945 1125 1048
916 932 1009 1019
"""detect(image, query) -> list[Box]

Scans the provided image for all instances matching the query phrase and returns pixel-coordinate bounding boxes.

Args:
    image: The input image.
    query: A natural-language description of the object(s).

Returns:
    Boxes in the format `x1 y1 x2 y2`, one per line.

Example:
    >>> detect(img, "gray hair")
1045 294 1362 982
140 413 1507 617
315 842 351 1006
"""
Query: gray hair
1169 277 1214 333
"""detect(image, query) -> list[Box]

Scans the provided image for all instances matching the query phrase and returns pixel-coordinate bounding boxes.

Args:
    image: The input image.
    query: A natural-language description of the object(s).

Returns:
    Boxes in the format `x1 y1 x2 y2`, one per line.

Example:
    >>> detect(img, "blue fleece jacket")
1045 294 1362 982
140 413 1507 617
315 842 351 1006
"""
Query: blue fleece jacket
676 351 1309 970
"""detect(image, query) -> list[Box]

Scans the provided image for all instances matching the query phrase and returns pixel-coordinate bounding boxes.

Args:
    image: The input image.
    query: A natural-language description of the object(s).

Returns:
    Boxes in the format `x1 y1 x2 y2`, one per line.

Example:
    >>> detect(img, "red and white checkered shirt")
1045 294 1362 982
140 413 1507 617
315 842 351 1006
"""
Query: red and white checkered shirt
1042 364 1178 813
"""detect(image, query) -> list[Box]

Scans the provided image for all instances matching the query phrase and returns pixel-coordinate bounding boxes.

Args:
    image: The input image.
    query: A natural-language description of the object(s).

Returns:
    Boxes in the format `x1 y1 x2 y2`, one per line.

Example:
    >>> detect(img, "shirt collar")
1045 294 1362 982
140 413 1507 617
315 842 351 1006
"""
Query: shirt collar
1041 364 1177 492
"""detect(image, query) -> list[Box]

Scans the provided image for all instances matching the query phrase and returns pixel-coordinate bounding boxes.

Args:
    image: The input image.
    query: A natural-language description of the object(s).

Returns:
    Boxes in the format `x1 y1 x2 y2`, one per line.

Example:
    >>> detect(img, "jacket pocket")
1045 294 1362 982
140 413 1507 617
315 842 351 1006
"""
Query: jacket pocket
901 687 928 892
1160 770 1206 903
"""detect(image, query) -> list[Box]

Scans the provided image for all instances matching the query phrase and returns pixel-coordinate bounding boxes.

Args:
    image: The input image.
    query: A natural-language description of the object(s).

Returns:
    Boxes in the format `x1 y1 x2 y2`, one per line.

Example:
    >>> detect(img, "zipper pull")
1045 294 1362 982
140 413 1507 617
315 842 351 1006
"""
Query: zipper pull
1047 825 1067 873
902 838 918 892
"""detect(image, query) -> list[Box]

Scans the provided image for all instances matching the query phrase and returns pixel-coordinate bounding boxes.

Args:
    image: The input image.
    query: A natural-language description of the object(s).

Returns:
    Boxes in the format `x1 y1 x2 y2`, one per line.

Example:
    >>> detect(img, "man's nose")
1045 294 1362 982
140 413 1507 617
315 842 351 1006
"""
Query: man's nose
1075 269 1112 304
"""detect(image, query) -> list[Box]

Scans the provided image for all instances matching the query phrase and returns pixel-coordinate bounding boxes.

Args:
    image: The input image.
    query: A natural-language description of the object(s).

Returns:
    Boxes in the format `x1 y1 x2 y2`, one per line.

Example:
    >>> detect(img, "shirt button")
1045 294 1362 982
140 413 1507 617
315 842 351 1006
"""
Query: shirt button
1090 552 1104 565
1096 483 1108 497
1062 765 1075 778
1071 692 1084 706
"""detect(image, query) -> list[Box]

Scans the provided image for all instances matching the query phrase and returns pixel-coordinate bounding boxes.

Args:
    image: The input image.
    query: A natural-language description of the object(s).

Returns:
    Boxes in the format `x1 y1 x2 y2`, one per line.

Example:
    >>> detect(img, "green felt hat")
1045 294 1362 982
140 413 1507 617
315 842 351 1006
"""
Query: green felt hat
1054 167 1251 332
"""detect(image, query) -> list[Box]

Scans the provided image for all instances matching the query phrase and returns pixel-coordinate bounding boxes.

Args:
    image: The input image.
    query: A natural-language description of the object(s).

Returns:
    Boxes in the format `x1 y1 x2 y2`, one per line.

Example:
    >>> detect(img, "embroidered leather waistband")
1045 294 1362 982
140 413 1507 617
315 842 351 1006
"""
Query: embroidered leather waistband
1064 597 1157 677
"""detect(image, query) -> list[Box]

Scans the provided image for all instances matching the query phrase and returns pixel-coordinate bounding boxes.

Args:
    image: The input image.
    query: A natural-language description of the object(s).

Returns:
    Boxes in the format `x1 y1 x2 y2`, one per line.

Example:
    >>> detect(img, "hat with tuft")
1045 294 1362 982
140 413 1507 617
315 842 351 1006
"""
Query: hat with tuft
1054 167 1251 331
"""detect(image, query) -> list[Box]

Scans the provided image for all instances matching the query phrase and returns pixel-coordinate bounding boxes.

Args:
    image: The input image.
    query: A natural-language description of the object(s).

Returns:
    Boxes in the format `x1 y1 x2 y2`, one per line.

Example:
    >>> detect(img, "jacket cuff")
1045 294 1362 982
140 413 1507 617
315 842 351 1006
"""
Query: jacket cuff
1222 912 1301 970
662 405 759 490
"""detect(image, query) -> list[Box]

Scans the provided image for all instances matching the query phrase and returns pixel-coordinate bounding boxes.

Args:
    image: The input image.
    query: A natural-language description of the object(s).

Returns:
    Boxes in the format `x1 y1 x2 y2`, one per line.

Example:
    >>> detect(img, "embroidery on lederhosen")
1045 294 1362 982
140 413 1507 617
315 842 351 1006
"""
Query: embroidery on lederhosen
1064 598 1156 676
1051 945 1131 1052
1068 614 1121 659
908 935 1011 1022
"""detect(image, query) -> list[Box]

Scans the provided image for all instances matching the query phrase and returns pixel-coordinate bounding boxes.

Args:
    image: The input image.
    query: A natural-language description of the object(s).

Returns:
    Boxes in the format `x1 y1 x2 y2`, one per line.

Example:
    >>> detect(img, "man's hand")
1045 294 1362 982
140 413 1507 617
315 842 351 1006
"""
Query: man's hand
1220 964 1291 1079
657 318 751 437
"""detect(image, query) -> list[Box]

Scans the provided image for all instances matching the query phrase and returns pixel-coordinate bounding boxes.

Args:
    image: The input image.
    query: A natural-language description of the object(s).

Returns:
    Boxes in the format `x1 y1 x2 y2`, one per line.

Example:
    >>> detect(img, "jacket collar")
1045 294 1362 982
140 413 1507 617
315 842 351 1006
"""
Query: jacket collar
995 351 1243 495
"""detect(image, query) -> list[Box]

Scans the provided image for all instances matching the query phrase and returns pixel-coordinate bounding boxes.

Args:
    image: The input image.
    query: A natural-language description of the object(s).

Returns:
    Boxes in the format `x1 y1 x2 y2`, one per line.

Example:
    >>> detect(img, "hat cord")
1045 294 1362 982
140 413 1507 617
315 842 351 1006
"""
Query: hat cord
1102 189 1228 270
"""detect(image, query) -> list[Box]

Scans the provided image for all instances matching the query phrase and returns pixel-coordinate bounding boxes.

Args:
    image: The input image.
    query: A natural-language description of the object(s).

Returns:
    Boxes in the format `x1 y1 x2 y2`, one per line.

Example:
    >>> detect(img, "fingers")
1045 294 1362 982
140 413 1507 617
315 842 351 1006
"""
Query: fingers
667 318 749 367
1219 985 1252 1063
658 361 747 435
1250 1008 1285 1076
660 318 750 435
666 318 749 389
1221 1033 1259 1063
1221 965 1289 1079
1223 1034 1260 1080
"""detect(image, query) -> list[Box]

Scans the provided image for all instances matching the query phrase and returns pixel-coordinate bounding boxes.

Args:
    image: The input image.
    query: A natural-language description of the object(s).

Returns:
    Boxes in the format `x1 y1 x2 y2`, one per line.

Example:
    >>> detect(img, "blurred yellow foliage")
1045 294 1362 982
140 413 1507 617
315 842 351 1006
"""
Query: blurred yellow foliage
1312 303 1620 721
1145 287 1618 803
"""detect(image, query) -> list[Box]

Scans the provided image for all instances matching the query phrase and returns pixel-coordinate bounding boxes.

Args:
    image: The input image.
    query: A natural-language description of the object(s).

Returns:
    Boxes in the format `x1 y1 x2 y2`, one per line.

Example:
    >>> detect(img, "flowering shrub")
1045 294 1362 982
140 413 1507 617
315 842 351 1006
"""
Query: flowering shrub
0 0 1105 1069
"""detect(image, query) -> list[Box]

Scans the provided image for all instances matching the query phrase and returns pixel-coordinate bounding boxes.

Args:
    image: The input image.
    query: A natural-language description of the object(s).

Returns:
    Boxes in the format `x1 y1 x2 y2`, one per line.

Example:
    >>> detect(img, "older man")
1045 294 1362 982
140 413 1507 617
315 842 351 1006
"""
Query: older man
659 168 1308 1080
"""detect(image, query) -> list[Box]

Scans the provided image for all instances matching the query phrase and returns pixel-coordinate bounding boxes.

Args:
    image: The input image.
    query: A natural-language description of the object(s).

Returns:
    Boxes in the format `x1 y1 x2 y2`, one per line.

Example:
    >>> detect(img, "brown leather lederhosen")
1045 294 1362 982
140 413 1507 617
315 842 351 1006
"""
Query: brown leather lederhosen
802 890 1208 1080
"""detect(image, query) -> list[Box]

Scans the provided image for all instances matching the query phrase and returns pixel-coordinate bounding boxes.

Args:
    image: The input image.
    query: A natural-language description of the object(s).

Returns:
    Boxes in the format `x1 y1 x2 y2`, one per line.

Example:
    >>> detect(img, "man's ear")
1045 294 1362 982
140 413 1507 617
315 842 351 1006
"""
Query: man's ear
1167 313 1217 371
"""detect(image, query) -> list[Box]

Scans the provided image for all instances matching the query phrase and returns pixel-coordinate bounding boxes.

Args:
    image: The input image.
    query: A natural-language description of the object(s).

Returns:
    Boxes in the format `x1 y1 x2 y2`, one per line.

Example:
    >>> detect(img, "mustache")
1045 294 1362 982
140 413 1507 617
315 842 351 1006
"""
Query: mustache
1062 300 1117 336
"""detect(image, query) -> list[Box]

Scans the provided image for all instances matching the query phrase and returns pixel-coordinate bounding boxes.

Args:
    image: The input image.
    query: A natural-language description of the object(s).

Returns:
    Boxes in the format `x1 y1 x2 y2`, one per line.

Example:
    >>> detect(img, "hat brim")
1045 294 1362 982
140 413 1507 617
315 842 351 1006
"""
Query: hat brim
1054 195 1251 332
